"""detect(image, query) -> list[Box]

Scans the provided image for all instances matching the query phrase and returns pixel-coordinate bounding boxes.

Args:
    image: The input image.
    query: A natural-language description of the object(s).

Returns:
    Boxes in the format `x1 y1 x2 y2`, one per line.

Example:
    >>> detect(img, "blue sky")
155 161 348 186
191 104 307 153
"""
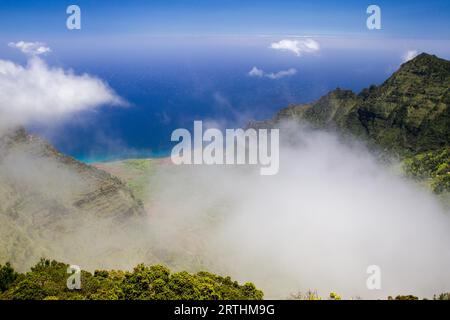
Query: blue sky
0 1 449 160
0 0 449 39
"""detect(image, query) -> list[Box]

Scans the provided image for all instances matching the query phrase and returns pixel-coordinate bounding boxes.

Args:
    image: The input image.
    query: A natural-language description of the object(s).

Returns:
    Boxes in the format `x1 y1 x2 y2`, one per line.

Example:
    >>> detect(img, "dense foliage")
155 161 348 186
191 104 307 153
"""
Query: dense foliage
403 147 450 193
2 260 449 300
275 54 450 154
0 259 263 300
0 262 18 292
266 53 450 195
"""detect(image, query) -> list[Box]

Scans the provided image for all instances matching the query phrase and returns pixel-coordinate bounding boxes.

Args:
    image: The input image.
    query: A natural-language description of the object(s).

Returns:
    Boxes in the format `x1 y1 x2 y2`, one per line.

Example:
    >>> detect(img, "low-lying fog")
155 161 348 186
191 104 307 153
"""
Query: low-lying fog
144 122 450 299
1 122 449 299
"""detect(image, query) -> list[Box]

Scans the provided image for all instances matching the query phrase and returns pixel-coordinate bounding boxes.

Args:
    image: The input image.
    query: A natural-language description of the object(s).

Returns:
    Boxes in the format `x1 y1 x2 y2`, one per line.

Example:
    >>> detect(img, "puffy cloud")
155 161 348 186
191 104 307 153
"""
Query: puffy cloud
270 39 320 56
248 67 264 77
0 49 126 130
248 67 297 79
8 41 51 56
402 50 419 63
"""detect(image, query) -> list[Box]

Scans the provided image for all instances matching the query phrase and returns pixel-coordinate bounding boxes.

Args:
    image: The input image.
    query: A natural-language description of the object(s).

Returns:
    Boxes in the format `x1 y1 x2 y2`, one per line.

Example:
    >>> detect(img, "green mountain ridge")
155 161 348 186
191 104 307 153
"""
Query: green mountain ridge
251 53 450 193
266 53 450 153
0 127 145 270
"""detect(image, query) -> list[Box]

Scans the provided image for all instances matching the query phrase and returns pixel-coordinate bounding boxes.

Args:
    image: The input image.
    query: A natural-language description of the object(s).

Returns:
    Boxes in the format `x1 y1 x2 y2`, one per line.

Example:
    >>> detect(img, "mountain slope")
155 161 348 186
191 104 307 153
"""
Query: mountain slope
0 128 145 270
266 53 449 154
250 53 450 194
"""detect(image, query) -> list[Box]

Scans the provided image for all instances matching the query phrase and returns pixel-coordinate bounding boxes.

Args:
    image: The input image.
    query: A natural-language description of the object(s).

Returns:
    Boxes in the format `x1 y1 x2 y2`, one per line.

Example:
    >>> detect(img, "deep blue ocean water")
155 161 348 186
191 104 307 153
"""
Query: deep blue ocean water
24 37 447 162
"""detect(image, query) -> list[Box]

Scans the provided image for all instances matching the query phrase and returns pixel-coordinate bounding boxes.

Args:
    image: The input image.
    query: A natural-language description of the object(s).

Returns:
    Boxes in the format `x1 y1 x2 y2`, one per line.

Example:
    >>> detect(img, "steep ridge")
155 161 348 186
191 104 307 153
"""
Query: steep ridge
0 127 145 269
258 53 449 154
250 53 449 194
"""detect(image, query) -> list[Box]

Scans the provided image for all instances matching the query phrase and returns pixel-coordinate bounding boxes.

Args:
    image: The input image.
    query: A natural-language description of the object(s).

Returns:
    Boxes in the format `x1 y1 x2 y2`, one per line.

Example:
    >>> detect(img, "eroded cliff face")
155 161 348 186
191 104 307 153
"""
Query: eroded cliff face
0 127 145 270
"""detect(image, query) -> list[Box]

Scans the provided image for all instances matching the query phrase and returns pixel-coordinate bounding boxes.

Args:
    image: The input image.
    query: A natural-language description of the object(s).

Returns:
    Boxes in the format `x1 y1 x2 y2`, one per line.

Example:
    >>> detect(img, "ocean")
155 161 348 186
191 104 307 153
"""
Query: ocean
25 37 422 162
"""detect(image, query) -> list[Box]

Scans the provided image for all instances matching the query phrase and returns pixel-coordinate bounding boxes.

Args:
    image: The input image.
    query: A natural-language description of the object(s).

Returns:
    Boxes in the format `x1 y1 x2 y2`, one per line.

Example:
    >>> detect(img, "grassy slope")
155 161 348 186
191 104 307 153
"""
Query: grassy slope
0 129 145 270
94 159 158 203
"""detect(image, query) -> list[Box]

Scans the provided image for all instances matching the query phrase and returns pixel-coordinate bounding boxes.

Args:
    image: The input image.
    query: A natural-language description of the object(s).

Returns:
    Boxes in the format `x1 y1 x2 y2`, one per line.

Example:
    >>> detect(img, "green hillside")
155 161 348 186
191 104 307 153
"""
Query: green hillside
255 53 450 193
273 53 449 154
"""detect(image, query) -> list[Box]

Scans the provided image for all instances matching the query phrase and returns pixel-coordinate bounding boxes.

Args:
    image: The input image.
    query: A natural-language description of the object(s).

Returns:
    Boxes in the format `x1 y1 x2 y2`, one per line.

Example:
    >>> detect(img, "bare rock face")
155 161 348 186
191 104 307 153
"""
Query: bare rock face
0 127 145 270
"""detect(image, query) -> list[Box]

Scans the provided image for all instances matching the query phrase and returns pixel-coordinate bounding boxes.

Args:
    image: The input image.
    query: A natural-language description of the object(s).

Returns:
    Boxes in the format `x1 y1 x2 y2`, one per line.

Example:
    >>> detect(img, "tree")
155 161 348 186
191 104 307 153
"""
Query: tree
0 259 263 300
0 262 18 292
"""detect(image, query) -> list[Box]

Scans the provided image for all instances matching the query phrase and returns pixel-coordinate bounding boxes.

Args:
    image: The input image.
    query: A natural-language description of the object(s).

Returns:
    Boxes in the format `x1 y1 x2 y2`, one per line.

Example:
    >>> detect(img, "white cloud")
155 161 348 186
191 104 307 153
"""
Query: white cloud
248 66 264 77
270 39 320 56
265 68 297 79
0 48 126 129
8 41 51 56
402 50 419 63
248 67 297 80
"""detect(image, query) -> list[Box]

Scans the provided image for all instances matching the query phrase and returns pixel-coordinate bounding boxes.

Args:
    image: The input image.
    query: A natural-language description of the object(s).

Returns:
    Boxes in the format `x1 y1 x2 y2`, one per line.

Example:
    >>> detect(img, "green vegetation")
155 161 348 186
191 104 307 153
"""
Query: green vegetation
263 53 450 195
95 159 157 202
275 53 450 154
289 290 323 300
2 260 449 300
388 295 419 300
0 262 18 292
289 291 342 300
434 292 450 300
0 259 263 300
403 147 450 193
290 290 450 300
329 292 342 300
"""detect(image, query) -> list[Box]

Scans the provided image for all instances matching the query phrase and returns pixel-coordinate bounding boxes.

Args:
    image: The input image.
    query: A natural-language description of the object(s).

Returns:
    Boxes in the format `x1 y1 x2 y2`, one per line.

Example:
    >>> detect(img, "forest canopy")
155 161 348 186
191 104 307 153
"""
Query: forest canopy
0 259 263 300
